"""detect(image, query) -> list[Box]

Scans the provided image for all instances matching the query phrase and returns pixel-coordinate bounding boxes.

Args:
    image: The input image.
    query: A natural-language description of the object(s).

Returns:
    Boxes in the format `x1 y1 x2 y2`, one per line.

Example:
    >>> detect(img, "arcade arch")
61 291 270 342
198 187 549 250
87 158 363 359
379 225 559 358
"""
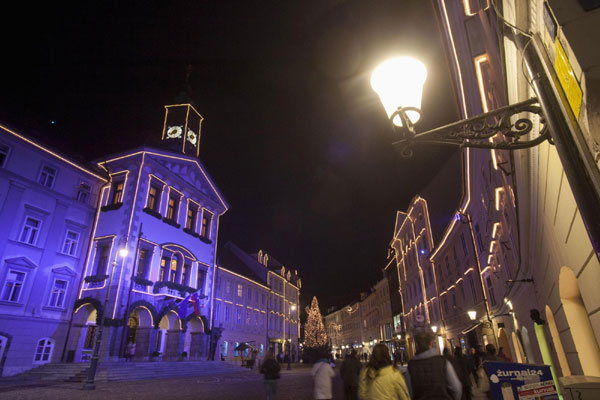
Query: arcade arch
157 310 182 360
545 304 571 376
558 266 600 376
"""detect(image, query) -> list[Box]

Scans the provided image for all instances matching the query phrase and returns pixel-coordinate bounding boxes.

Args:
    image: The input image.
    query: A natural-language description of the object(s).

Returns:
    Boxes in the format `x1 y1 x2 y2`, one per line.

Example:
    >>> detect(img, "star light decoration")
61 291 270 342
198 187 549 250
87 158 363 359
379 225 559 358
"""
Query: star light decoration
304 296 328 348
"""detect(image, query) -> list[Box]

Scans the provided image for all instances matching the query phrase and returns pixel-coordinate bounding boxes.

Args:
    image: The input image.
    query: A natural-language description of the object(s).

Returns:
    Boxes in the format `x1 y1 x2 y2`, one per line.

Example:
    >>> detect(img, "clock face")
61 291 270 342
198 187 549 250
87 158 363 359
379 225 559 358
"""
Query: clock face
187 129 197 146
166 125 183 139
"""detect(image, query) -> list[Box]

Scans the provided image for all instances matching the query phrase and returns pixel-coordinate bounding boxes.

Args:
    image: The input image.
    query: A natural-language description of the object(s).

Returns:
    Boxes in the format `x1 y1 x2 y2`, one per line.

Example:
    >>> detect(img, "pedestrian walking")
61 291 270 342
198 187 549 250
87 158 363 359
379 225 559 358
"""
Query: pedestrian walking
406 332 462 400
340 349 362 400
260 350 281 400
311 350 335 400
452 347 473 400
358 343 410 400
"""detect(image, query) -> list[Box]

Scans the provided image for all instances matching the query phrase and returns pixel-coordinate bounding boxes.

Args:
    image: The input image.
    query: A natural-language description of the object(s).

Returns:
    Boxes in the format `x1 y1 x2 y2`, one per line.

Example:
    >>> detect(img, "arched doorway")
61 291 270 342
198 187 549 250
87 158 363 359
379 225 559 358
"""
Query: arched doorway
544 305 570 376
126 307 153 360
520 326 535 364
497 328 514 362
559 266 600 376
183 316 205 360
157 311 181 360
69 303 98 362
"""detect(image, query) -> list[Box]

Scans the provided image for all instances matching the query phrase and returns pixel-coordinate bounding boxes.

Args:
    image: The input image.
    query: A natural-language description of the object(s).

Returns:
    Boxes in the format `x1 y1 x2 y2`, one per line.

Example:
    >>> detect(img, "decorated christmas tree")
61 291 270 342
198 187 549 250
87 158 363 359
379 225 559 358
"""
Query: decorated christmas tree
303 296 329 362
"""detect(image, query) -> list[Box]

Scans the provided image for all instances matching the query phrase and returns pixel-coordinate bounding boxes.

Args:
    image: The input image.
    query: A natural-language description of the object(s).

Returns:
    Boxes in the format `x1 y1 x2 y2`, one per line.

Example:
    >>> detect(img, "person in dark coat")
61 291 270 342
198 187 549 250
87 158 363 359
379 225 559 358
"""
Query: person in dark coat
451 347 472 400
340 349 362 400
260 350 281 400
406 332 462 400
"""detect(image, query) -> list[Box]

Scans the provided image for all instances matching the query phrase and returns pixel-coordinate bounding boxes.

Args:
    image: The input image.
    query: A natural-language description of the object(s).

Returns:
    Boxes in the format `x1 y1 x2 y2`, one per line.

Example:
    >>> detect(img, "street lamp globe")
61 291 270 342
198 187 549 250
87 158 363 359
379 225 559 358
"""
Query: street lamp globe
431 325 438 333
118 248 129 258
467 310 477 321
370 56 427 127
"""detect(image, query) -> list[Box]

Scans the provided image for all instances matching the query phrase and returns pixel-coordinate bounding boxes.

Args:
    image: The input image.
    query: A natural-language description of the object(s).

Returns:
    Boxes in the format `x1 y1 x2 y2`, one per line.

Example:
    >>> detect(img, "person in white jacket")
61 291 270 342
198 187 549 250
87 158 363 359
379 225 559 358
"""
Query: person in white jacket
311 352 336 400
358 344 410 400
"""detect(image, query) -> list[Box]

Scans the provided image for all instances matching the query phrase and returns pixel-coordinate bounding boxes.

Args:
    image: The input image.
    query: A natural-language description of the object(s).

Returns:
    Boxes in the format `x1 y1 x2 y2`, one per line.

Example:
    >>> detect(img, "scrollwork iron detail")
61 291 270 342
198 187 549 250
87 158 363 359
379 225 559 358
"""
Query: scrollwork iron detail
391 97 552 158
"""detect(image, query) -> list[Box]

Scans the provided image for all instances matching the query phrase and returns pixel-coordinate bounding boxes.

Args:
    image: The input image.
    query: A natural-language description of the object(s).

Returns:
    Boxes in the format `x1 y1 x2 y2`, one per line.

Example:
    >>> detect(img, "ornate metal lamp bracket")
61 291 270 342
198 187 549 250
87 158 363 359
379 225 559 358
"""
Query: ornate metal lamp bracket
391 97 553 158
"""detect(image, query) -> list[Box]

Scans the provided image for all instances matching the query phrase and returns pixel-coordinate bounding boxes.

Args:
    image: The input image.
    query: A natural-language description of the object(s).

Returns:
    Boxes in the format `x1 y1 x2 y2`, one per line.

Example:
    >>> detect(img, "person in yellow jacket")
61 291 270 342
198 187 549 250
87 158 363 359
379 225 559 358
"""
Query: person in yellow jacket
358 343 410 400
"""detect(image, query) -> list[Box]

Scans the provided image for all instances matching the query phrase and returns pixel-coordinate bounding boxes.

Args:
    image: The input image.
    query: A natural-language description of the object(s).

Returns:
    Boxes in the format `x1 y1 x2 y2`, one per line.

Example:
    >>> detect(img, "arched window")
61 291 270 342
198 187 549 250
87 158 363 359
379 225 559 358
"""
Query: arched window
33 338 54 364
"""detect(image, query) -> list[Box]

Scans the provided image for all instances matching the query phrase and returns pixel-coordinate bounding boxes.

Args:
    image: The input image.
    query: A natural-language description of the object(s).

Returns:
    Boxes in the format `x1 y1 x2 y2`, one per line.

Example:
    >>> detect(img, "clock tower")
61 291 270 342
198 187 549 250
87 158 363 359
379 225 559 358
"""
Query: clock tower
161 103 203 157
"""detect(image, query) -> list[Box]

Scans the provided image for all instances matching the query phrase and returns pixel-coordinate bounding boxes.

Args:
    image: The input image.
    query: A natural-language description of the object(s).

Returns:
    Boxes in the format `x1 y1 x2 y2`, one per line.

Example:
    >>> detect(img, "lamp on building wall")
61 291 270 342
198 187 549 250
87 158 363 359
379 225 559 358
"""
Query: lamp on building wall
83 244 128 391
431 325 438 333
467 310 477 321
287 304 296 370
370 32 600 260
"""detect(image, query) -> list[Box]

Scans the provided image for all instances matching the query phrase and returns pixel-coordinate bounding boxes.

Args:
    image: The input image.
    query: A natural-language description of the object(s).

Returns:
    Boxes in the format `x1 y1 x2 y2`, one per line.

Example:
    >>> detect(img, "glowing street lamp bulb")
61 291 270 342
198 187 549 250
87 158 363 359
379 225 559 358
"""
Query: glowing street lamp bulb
431 325 438 333
371 57 427 127
467 310 477 321
291 304 297 311
119 248 129 257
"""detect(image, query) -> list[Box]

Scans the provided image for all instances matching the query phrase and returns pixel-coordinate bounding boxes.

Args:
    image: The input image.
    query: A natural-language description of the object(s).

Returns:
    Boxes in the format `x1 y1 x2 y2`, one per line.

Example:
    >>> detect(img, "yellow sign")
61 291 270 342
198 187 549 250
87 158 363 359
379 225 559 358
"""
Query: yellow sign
554 39 583 119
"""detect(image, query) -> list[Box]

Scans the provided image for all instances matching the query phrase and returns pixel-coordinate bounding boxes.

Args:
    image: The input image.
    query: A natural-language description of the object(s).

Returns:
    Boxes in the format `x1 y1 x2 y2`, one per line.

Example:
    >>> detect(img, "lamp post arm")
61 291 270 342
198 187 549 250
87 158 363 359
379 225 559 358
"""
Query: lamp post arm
391 97 551 157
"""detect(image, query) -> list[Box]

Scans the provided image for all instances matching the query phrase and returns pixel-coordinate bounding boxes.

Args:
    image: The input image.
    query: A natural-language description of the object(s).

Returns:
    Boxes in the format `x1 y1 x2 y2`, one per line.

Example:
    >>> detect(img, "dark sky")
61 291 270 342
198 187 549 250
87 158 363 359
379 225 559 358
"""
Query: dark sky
1 0 461 311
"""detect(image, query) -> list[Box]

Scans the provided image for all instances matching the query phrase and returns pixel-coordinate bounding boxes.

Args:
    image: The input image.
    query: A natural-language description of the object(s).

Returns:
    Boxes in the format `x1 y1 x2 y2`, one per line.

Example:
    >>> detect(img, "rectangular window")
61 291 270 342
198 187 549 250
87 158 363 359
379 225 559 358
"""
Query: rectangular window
216 277 222 291
137 249 149 278
236 309 242 324
166 195 178 221
475 224 484 252
147 184 161 211
200 210 213 238
197 269 205 294
38 165 57 187
226 280 231 293
160 257 168 281
111 180 124 204
262 293 265 305
460 233 468 256
20 216 41 245
84 325 97 349
247 287 252 300
169 259 177 283
182 263 190 286
76 183 91 203
61 230 79 255
185 205 197 230
469 275 477 302
214 302 220 321
486 276 496 306
237 284 243 297
48 279 68 308
0 143 9 167
225 305 231 321
94 244 110 275
1 270 25 302
246 310 251 326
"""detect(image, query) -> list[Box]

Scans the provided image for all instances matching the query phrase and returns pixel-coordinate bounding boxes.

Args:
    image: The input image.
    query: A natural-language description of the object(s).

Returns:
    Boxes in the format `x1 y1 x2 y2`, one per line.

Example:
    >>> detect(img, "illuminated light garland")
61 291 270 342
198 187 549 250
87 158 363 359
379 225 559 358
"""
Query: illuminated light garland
0 124 108 181
491 222 501 239
495 187 505 210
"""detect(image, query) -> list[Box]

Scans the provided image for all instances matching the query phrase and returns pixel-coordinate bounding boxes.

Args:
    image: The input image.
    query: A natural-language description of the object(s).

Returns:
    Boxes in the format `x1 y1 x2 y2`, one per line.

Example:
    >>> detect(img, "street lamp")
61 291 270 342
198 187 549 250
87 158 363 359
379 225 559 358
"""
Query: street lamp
431 325 438 333
370 41 600 259
287 304 296 370
467 310 477 321
83 245 128 390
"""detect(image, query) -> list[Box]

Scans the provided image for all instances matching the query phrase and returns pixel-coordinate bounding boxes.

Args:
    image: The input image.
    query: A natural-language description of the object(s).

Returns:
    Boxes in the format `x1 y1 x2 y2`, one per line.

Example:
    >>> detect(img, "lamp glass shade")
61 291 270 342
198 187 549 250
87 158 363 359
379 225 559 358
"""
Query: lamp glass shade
431 325 438 333
467 310 477 320
119 248 129 257
371 57 427 127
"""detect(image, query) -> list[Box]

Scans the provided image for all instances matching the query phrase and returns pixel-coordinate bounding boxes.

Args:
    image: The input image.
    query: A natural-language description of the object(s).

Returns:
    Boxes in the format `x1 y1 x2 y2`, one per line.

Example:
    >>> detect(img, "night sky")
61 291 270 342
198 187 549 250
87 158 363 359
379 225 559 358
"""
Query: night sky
1 1 462 312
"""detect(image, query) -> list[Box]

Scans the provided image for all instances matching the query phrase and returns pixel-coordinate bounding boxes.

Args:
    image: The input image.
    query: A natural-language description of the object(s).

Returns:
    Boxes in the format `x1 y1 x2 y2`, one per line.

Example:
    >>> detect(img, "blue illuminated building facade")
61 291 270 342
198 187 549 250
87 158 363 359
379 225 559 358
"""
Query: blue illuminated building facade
0 124 106 376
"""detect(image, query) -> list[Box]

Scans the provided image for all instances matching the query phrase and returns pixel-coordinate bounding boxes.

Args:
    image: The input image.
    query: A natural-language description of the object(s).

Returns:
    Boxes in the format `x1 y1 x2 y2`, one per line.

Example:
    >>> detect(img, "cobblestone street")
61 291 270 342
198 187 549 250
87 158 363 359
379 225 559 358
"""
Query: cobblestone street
1 365 346 400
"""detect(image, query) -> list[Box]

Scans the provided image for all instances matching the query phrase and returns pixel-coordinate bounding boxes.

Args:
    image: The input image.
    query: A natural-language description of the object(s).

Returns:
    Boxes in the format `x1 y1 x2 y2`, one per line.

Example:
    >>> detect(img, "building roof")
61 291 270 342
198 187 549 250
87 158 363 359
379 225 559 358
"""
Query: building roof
218 242 267 285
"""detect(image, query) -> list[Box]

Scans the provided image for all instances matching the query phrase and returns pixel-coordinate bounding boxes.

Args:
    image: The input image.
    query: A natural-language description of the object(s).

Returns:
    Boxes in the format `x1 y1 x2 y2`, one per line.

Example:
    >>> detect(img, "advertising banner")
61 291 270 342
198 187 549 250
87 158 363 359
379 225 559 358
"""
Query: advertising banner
483 361 558 400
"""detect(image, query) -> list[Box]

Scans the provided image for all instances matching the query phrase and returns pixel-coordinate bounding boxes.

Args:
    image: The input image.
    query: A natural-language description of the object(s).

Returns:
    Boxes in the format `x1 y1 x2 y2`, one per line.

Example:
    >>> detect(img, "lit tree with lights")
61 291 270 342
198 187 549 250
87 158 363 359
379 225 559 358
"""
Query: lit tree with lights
303 296 329 362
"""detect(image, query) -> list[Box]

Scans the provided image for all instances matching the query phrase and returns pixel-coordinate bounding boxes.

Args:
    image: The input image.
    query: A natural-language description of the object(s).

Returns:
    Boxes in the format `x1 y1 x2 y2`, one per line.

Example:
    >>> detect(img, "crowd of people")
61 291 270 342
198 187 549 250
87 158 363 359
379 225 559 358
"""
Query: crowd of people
259 331 507 400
